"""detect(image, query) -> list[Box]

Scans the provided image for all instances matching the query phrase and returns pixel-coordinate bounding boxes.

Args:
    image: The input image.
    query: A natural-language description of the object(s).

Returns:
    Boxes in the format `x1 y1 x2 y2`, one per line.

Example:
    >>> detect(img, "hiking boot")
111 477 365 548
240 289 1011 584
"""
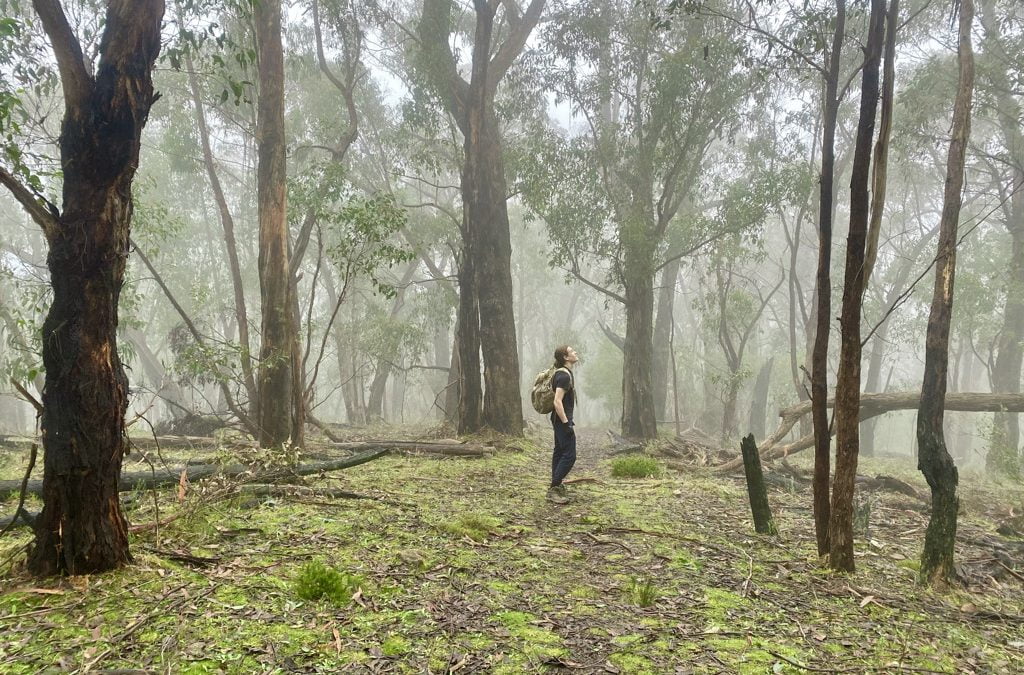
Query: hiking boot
546 486 570 504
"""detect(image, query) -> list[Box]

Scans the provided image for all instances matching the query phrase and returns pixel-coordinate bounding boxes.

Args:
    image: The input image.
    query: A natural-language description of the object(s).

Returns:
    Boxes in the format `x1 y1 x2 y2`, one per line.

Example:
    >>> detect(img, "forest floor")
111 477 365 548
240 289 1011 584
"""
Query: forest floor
0 425 1023 674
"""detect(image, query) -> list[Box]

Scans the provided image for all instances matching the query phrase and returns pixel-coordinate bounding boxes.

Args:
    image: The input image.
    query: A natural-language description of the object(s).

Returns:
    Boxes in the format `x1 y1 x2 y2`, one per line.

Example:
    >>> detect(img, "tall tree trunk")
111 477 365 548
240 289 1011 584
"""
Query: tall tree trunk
859 0 899 459
722 376 741 442
829 0 886 573
184 49 258 413
417 0 542 436
622 242 658 439
918 0 973 587
254 0 293 448
20 0 165 576
471 114 523 435
811 0 846 557
365 264 416 421
445 334 462 427
980 0 1024 476
749 357 774 440
455 252 483 433
653 257 682 420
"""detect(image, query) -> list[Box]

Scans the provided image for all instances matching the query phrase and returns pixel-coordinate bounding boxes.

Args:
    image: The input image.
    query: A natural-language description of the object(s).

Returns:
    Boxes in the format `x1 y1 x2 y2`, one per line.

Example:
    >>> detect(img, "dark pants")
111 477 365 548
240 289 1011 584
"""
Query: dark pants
551 419 576 487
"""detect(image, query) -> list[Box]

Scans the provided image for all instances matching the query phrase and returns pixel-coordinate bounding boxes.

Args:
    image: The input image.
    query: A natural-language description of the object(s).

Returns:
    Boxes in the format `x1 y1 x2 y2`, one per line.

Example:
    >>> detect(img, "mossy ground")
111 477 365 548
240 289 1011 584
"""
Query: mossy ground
1 427 1022 672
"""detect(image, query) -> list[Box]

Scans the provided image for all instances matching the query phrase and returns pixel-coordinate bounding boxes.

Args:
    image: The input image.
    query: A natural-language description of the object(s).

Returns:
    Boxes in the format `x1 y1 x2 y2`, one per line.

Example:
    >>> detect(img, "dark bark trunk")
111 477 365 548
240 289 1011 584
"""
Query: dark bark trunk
829 0 886 573
417 0 542 436
254 0 293 448
918 0 973 587
26 0 165 576
811 0 846 557
455 255 483 433
622 243 658 440
741 434 778 535
653 257 681 420
367 366 390 422
470 116 523 435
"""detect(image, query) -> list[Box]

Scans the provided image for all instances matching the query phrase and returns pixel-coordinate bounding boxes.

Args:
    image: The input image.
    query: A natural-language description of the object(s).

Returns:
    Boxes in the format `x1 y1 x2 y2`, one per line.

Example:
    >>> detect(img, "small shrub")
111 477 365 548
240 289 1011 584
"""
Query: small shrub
611 456 662 478
294 561 362 605
625 577 660 607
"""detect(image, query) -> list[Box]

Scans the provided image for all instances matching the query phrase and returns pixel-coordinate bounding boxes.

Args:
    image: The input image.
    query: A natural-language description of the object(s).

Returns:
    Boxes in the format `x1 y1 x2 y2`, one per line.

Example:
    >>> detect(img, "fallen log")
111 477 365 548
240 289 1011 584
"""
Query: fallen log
327 440 492 456
716 392 1024 472
0 449 390 500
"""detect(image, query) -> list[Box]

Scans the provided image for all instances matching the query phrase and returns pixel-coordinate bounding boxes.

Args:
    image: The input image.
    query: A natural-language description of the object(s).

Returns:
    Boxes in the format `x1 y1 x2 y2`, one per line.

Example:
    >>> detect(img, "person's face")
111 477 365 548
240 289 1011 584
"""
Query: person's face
565 347 579 364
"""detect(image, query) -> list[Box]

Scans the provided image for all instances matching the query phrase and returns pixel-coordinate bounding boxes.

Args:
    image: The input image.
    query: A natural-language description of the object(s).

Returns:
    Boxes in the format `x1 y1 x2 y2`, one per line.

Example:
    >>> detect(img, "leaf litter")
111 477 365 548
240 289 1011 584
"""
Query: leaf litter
0 426 1022 673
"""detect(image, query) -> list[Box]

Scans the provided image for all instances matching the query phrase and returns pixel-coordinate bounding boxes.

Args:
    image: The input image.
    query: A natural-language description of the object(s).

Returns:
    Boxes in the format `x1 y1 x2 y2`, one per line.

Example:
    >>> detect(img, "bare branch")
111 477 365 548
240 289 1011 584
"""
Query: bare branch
565 263 625 305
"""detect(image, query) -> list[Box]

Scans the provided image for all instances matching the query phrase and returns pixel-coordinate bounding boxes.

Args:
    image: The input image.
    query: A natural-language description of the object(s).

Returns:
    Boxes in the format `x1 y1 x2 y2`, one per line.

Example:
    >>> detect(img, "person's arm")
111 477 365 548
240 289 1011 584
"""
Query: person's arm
553 387 570 425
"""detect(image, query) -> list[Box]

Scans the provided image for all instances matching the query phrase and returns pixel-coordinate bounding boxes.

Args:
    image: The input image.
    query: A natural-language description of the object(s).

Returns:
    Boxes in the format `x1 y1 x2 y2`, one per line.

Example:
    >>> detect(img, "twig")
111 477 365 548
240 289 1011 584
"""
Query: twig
0 396 40 540
995 560 1024 585
9 379 42 415
584 532 634 555
131 413 163 548
0 443 37 538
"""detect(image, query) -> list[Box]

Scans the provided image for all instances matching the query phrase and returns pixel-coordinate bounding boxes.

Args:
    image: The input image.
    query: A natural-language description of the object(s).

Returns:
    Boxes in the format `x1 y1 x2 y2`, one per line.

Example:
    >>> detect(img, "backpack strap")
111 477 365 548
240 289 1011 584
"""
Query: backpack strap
552 367 574 391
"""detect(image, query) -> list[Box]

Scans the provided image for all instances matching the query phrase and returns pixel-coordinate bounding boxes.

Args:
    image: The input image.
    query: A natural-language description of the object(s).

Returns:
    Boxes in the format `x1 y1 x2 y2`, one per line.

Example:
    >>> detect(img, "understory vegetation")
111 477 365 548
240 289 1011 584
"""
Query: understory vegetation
1 428 1021 673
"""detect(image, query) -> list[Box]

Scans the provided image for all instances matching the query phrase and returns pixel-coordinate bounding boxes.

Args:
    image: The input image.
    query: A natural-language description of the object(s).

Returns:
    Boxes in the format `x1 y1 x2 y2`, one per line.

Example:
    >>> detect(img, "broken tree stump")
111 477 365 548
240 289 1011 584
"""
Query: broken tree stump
740 434 778 535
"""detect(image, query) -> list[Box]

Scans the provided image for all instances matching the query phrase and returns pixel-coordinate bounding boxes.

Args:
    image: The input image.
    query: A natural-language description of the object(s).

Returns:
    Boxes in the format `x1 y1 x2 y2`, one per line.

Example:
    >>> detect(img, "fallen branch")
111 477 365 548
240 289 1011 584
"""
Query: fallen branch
717 392 1024 472
327 440 492 456
236 484 375 500
0 449 391 500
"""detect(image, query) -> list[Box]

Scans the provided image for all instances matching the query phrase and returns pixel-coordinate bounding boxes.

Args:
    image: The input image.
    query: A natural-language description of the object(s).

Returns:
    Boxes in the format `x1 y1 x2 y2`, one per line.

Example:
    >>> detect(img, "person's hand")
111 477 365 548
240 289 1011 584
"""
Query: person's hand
567 419 575 435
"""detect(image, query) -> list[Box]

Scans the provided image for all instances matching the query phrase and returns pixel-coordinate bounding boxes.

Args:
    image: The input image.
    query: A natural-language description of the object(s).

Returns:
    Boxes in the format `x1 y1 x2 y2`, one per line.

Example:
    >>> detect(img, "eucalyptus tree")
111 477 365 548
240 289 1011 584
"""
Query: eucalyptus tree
526 0 753 439
917 0 975 586
0 0 165 575
978 0 1024 476
250 0 295 448
414 0 544 436
829 0 887 573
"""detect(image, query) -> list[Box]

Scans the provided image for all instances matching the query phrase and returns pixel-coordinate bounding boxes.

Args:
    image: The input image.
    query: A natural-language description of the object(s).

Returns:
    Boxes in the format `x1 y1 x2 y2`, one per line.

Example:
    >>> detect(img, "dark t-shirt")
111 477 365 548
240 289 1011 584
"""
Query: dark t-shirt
551 369 575 422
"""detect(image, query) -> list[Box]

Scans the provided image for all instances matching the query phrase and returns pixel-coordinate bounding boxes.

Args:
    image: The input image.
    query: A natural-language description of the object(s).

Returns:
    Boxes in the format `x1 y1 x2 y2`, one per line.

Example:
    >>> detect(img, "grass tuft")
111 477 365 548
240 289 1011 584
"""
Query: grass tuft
442 512 502 541
294 560 363 605
626 577 660 607
611 456 662 478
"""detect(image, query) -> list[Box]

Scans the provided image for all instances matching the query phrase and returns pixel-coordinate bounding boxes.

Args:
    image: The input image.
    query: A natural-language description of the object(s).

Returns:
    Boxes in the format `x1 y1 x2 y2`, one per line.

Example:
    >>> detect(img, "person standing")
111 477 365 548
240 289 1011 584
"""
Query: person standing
547 345 579 504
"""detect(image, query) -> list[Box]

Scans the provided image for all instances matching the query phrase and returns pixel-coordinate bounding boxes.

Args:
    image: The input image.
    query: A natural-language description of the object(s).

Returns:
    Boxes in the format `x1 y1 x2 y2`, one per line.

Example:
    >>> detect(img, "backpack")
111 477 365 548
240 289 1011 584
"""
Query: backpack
530 366 572 415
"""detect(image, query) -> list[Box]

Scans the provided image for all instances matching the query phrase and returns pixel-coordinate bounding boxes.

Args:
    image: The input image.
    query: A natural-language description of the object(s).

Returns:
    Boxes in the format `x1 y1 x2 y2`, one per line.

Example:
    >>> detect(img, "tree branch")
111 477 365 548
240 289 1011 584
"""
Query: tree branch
565 263 625 304
0 165 59 242
418 0 470 122
32 0 92 108
488 0 545 95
